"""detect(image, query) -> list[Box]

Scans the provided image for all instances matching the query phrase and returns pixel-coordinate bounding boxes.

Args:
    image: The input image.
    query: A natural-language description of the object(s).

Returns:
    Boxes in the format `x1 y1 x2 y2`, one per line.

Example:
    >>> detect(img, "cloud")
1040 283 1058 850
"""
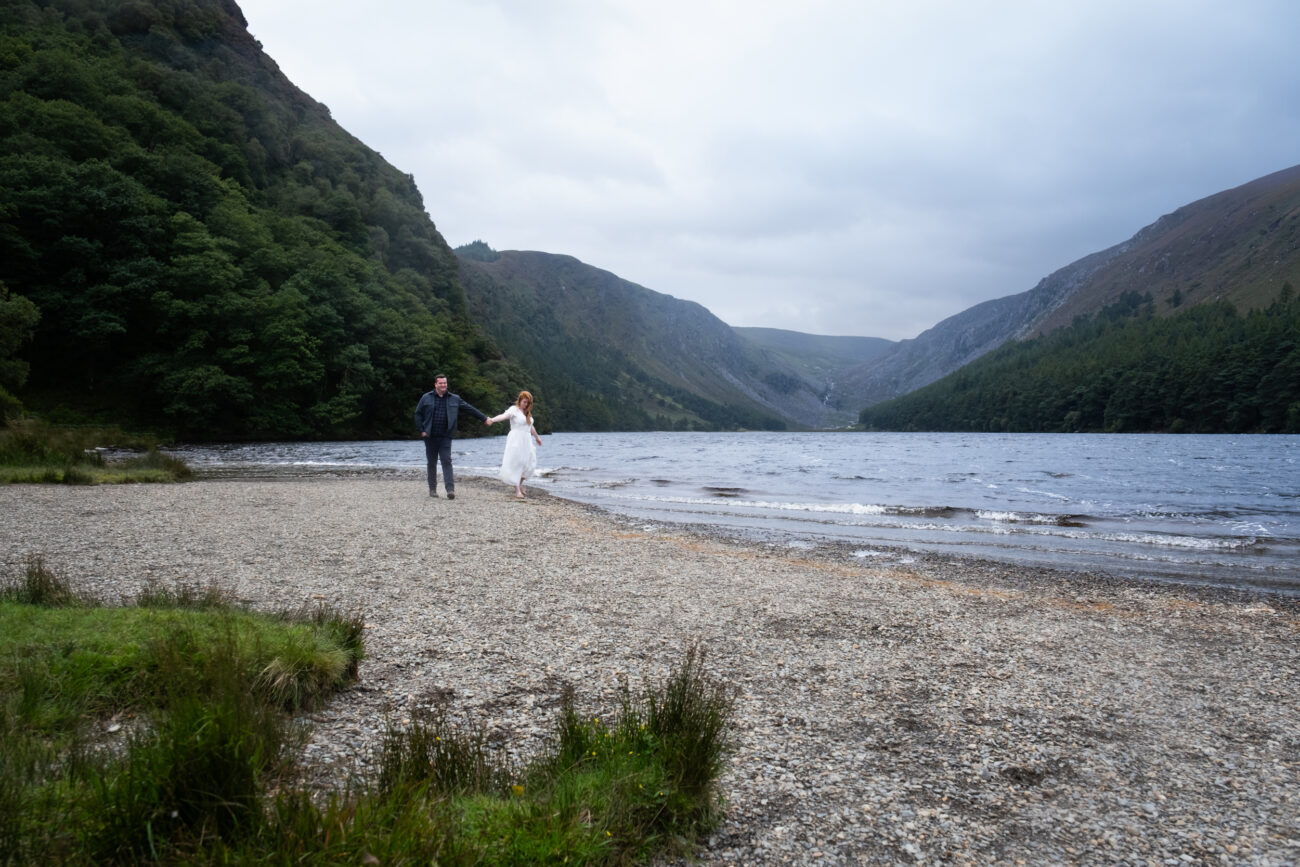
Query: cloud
239 0 1300 339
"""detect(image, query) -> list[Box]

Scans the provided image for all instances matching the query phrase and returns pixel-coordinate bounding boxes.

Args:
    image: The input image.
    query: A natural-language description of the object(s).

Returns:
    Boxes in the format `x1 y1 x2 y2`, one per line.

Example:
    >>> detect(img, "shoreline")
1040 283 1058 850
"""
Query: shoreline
3 475 1298 863
198 464 1300 607
592 502 1300 609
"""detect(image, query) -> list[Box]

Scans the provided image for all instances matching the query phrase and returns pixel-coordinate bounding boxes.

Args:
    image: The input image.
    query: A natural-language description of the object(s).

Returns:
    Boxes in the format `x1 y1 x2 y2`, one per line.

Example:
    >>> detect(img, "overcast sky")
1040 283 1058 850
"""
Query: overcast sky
235 0 1300 340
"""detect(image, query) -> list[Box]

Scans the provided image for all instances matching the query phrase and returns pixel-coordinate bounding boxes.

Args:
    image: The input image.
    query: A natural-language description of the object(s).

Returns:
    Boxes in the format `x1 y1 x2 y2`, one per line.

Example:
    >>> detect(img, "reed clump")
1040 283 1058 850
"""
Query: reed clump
4 555 81 607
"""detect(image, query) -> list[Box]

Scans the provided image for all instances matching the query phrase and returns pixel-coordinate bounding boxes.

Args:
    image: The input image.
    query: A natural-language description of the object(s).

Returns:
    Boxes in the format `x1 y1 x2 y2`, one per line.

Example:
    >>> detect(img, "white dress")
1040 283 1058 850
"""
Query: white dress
497 405 537 485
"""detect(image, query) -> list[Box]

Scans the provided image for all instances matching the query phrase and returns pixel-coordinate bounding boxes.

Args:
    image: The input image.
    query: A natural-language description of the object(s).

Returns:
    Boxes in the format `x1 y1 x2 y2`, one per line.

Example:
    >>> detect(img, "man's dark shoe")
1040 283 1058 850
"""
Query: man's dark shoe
429 489 436 498
447 491 455 500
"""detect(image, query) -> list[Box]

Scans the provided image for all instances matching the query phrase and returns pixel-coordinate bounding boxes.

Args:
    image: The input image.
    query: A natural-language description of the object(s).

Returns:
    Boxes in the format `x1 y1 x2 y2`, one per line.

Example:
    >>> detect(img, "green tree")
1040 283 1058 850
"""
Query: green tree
0 280 40 418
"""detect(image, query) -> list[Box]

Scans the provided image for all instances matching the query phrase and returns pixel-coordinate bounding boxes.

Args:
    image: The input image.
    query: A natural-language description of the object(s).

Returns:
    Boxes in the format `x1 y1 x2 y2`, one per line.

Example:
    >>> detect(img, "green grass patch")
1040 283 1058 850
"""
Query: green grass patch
0 418 191 484
0 569 364 751
0 603 360 721
1 563 735 865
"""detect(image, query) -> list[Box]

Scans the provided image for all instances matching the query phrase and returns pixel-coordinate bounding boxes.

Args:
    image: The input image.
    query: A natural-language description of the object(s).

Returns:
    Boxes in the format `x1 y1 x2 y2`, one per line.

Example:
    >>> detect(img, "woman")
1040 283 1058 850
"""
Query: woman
488 391 543 498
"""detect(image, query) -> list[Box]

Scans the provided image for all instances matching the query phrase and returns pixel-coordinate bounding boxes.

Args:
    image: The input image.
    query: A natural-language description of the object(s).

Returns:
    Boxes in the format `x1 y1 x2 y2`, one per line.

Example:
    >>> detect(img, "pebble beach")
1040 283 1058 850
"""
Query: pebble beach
3 473 1298 865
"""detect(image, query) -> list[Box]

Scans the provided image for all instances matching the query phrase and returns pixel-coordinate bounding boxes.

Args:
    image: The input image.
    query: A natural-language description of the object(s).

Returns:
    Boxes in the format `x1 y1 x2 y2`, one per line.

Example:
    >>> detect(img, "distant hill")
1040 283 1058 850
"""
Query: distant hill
732 327 894 421
733 327 892 369
457 247 866 430
841 163 1300 410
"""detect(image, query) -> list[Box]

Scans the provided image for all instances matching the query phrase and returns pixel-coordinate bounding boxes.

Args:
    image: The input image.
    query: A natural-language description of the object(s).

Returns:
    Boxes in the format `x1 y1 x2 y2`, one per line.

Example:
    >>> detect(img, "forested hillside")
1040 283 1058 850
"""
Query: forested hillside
859 288 1300 433
0 0 526 439
457 244 847 431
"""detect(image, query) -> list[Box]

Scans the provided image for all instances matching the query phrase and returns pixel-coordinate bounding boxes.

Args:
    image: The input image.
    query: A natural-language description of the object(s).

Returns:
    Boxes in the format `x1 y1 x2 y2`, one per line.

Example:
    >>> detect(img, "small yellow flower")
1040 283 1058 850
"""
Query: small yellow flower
511 784 525 796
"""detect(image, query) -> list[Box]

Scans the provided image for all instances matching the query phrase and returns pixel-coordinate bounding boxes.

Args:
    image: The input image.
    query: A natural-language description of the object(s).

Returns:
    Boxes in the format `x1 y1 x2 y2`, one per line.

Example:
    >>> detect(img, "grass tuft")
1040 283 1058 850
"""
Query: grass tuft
1 555 82 607
256 629 357 712
134 578 235 610
282 601 367 681
641 643 735 811
375 704 509 798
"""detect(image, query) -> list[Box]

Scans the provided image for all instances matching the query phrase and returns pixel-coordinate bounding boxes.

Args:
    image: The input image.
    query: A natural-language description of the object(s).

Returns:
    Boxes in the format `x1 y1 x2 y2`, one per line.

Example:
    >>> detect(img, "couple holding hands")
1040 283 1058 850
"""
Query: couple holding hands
415 375 542 500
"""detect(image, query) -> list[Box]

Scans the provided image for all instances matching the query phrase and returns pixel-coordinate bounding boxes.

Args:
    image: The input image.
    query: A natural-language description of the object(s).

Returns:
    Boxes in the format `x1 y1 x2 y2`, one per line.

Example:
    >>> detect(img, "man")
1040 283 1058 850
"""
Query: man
414 374 491 498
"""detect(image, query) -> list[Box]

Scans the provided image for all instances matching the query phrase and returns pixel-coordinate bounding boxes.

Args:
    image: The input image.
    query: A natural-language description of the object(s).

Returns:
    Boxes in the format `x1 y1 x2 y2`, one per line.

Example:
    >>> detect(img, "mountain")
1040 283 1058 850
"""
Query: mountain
1028 163 1300 332
841 163 1300 409
456 245 864 430
0 0 526 438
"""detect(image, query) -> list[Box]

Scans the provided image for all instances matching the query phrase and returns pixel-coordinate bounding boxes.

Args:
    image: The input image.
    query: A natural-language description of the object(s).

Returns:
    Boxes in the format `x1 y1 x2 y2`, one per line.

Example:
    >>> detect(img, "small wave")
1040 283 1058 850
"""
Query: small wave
290 460 378 468
977 510 1087 527
628 495 890 516
1015 487 1072 502
894 505 960 519
703 486 747 497
1101 532 1262 551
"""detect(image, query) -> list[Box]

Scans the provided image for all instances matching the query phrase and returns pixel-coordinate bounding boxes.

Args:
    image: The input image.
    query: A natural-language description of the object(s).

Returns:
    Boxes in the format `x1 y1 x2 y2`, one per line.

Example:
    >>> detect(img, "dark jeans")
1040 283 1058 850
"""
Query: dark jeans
423 435 454 492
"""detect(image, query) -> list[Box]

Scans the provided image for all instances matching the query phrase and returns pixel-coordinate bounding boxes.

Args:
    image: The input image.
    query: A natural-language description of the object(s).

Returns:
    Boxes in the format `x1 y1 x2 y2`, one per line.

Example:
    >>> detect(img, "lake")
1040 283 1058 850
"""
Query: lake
167 432 1300 597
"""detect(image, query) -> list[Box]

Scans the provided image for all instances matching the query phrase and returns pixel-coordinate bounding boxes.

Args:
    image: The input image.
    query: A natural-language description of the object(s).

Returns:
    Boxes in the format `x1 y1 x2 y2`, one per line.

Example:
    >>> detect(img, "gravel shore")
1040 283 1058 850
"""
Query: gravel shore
3 474 1298 865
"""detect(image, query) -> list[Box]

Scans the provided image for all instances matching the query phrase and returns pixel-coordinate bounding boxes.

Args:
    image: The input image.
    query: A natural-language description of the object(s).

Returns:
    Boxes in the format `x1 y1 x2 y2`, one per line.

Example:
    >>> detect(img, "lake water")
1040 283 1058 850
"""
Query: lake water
167 432 1300 597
